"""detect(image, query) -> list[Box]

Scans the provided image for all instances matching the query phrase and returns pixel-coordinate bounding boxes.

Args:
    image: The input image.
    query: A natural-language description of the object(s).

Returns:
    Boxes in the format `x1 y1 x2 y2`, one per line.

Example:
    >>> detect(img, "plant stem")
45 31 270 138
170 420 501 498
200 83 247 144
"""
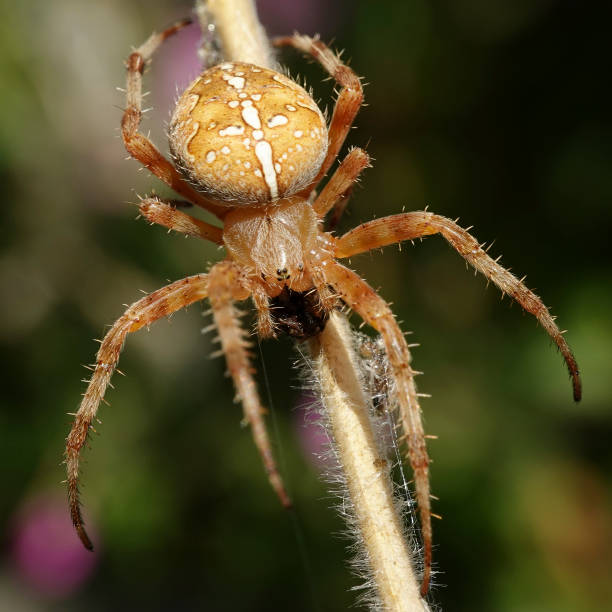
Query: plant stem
198 1 428 609
199 0 275 67
309 313 428 611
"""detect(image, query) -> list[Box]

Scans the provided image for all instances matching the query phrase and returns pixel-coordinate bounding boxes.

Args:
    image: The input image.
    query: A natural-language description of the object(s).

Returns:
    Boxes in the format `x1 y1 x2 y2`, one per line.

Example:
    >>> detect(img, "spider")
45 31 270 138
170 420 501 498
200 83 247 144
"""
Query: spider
66 19 581 596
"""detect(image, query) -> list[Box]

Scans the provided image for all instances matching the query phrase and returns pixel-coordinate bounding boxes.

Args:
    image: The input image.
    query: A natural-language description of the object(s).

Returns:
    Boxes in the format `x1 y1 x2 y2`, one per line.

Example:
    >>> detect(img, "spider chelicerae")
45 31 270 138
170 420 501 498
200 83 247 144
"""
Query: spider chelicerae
66 19 581 595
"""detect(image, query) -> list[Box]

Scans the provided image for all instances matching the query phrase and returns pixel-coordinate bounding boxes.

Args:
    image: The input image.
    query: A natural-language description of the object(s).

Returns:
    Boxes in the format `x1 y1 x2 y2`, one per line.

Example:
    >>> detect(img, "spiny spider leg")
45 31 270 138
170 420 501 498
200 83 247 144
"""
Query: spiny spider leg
325 187 353 232
122 20 227 219
318 258 433 595
66 274 209 550
250 280 276 339
334 211 582 401
312 147 370 218
208 261 292 508
273 34 364 194
139 196 223 243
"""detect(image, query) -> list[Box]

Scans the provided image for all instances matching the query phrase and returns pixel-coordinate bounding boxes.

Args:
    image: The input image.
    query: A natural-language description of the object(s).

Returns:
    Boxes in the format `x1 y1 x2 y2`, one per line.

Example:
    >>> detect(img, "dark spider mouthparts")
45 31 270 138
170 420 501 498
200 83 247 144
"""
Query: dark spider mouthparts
270 287 330 340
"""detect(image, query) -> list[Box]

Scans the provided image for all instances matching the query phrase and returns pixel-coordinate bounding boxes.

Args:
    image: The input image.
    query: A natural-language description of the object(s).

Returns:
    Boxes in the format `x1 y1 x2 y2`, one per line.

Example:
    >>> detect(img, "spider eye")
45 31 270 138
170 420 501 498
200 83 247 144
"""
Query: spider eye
169 62 328 206
276 267 290 280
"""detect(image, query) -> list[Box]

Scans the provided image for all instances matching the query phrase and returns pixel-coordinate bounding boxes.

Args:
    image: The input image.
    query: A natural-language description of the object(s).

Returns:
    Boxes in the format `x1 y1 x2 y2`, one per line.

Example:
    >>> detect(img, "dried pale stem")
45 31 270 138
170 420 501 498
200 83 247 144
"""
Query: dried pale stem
309 313 428 612
199 0 428 608
201 0 276 68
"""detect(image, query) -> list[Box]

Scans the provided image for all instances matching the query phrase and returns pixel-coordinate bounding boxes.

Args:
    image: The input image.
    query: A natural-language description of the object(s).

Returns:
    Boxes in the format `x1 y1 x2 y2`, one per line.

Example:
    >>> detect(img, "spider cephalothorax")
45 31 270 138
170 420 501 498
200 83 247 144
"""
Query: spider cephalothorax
66 19 581 596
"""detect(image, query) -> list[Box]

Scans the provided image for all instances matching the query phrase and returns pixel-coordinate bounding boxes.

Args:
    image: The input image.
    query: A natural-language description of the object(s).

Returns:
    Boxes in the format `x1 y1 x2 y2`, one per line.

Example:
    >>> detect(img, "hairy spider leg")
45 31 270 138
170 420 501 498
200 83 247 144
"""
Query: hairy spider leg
137 199 279 339
273 35 364 195
139 197 223 244
122 20 227 219
66 274 209 550
250 280 276 339
318 259 433 595
312 147 371 218
335 211 582 401
208 261 292 508
325 186 354 231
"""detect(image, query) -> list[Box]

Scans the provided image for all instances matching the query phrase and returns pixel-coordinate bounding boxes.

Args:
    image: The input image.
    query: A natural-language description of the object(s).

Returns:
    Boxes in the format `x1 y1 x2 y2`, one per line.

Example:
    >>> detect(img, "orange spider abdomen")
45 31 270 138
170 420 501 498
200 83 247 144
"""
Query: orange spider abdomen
169 61 328 205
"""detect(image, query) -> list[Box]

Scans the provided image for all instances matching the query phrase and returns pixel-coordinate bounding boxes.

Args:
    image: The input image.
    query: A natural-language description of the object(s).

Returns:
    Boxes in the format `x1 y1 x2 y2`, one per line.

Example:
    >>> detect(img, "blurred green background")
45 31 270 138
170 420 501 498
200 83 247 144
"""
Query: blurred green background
1 0 610 610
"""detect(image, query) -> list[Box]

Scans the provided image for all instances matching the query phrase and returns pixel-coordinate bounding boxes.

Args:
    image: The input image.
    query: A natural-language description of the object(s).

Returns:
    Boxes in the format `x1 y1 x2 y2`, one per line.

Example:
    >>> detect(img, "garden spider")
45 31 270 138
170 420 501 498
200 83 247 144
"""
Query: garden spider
66 19 581 595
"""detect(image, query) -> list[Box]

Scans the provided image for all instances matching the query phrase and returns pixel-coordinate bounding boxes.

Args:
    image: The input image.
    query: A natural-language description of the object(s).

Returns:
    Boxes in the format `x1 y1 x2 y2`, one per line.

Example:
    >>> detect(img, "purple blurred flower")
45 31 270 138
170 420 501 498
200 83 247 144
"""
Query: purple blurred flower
157 21 203 118
11 497 98 598
154 2 352 128
294 392 339 471
257 0 346 37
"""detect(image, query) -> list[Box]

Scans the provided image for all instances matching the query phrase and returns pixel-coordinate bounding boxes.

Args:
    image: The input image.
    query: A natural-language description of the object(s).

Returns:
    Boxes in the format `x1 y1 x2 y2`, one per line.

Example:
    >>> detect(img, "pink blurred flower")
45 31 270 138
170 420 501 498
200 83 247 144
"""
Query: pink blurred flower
153 1 352 138
294 392 339 471
257 0 347 37
156 21 203 118
10 496 98 598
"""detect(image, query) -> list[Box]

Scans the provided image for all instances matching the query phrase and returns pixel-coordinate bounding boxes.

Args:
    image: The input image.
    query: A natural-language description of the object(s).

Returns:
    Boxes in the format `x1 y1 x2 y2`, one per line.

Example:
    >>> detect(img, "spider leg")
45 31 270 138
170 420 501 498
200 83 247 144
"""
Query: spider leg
66 274 209 550
250 280 276 339
335 211 582 401
325 187 352 232
208 261 292 508
139 196 223 243
312 147 370 219
273 34 364 194
122 20 227 219
317 258 433 595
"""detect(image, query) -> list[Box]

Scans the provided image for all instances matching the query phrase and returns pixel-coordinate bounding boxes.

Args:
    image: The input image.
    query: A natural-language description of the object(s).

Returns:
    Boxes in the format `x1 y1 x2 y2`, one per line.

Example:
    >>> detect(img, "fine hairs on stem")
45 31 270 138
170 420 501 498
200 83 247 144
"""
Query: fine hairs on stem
307 314 429 611
199 1 430 609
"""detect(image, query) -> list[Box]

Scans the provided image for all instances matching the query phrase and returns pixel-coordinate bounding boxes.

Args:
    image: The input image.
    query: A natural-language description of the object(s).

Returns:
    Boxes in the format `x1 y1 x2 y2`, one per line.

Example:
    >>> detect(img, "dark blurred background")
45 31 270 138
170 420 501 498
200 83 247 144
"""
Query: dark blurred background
1 1 610 610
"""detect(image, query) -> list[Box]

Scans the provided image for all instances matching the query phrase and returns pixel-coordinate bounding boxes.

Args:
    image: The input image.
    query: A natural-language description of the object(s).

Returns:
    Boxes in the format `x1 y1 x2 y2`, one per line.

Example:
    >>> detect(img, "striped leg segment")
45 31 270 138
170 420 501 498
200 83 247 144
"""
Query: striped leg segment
208 261 292 508
139 196 223 244
273 34 364 194
312 147 371 219
335 211 582 401
66 274 209 550
122 20 227 218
